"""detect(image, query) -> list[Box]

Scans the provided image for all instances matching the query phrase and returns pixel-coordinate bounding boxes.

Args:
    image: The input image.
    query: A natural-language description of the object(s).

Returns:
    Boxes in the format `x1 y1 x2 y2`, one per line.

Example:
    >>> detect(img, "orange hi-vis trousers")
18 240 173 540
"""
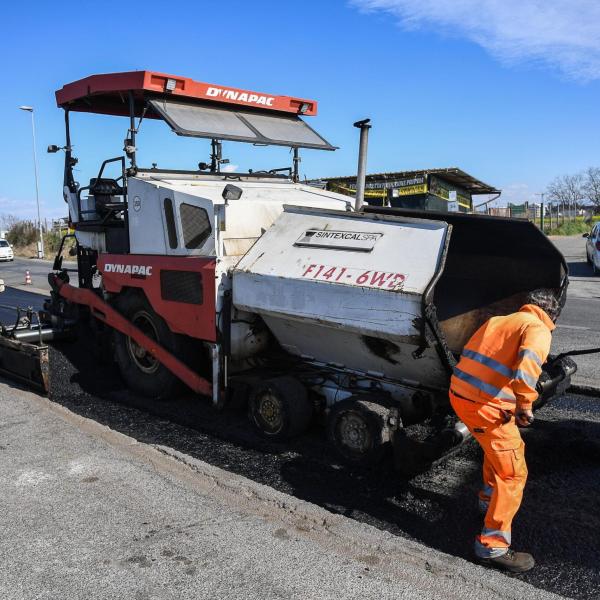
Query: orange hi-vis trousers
449 391 528 558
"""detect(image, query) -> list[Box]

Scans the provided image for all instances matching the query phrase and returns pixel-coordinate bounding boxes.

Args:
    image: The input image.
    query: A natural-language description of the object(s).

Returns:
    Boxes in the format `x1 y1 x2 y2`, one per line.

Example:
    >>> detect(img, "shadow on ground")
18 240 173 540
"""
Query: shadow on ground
36 334 600 600
567 260 596 277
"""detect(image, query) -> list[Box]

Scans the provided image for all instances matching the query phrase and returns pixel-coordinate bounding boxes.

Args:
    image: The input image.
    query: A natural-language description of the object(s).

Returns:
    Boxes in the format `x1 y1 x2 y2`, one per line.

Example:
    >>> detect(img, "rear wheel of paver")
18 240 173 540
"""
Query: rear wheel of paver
114 291 183 399
248 376 312 440
327 399 389 467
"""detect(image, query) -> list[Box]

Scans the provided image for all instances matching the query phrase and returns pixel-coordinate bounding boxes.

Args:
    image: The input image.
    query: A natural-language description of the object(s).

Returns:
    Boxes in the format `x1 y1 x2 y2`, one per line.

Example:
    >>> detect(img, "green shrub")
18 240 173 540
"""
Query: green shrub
44 230 64 253
6 221 38 247
547 220 592 236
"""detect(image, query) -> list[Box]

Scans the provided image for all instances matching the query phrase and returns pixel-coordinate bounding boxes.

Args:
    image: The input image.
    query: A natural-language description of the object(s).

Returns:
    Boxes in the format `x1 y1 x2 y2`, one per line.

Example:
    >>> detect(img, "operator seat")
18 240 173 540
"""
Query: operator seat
89 178 125 222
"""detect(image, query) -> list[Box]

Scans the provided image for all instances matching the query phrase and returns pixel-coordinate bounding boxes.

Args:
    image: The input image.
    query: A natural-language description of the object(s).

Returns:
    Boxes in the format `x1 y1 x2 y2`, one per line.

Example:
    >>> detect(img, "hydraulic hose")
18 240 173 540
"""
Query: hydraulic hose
551 347 600 364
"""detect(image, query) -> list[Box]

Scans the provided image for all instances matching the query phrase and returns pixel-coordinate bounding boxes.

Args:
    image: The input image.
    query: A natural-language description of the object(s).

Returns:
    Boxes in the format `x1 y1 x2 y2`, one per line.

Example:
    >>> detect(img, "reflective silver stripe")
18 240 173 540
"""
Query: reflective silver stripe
519 348 542 367
481 528 511 545
452 368 516 402
514 369 538 388
474 539 509 559
462 349 514 379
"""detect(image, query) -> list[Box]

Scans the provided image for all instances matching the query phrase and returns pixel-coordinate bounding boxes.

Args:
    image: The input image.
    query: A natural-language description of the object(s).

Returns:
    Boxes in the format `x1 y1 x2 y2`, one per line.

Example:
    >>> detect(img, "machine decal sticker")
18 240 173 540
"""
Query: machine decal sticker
295 230 382 251
301 264 406 290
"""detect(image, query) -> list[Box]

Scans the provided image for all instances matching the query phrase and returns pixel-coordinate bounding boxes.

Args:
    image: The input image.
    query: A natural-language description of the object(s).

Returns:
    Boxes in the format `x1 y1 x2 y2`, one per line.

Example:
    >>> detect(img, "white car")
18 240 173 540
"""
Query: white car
0 239 13 261
585 223 600 274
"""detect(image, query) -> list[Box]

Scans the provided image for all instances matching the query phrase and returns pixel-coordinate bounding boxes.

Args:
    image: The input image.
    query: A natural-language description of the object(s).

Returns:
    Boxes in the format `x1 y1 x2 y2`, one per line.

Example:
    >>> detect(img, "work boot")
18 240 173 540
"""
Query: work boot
477 549 535 573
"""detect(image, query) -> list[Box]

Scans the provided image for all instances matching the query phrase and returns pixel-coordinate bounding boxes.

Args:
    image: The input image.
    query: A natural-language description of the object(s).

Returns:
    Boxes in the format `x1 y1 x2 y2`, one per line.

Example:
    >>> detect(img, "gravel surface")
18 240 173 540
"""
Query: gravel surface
47 337 600 600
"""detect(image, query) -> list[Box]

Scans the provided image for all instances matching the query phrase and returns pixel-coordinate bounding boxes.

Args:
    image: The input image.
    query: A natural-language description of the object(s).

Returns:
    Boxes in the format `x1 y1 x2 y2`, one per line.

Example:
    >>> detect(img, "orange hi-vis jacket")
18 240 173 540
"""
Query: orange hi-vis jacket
450 305 555 411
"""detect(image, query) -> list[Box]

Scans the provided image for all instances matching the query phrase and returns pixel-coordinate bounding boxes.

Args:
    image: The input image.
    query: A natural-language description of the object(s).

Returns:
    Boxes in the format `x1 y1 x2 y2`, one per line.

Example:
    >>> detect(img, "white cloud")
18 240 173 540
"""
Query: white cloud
477 182 541 208
221 164 239 173
351 0 600 80
498 182 535 206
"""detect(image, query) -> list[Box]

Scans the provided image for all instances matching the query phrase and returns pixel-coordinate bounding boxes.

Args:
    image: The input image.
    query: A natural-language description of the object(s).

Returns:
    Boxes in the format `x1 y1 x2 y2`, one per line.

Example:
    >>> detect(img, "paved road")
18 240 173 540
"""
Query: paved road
0 286 46 324
549 236 600 388
0 256 76 293
0 383 559 600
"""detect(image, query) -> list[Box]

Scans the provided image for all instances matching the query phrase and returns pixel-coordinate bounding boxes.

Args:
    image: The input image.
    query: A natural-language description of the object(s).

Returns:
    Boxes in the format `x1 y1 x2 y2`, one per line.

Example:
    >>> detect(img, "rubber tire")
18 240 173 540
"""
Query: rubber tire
327 399 389 467
586 249 592 265
248 376 312 441
113 291 183 400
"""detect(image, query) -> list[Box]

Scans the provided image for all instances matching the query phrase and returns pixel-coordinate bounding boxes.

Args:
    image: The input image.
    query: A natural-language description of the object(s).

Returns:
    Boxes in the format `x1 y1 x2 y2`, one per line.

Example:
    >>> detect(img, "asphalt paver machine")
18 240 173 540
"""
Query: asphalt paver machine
0 71 579 471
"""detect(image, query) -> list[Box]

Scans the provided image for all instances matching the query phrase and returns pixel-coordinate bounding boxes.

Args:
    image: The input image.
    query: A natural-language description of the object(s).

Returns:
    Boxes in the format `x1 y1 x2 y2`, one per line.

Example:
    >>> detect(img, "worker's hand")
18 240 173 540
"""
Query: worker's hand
515 407 534 427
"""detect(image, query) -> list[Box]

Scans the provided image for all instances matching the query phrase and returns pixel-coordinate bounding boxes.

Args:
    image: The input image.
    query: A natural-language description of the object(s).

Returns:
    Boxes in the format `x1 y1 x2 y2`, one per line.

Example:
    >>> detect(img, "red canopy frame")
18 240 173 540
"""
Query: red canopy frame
55 70 318 117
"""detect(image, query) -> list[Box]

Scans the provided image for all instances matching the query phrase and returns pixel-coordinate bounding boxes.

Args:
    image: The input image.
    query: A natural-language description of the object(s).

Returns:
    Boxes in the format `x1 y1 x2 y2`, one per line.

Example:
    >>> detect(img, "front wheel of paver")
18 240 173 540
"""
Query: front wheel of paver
327 399 389 467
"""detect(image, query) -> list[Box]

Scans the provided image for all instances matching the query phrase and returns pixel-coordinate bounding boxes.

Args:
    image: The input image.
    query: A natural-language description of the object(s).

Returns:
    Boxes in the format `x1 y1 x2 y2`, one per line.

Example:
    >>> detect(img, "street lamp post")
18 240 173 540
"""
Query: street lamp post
19 105 44 259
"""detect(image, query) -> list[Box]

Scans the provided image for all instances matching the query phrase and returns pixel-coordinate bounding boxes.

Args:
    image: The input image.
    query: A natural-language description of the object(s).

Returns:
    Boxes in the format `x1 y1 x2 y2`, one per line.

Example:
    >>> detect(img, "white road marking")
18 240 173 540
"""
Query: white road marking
557 324 592 330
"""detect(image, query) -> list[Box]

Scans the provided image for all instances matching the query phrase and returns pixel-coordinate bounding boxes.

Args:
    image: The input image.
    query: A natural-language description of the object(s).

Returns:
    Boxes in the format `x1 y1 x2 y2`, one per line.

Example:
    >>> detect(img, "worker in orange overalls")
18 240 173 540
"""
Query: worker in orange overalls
449 289 560 573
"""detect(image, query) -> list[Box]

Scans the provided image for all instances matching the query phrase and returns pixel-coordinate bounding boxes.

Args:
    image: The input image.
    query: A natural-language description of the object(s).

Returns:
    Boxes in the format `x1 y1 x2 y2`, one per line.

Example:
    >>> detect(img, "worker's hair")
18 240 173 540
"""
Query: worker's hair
526 288 561 321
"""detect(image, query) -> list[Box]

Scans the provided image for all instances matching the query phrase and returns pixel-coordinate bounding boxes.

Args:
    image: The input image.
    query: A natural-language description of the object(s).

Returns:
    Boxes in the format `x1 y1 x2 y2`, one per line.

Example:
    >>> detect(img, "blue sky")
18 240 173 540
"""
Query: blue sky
1 0 600 220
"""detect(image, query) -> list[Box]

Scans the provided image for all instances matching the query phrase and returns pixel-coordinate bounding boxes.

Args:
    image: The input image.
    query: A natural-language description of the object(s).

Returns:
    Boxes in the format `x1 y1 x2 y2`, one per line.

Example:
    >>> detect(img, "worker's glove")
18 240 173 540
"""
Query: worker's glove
515 407 534 427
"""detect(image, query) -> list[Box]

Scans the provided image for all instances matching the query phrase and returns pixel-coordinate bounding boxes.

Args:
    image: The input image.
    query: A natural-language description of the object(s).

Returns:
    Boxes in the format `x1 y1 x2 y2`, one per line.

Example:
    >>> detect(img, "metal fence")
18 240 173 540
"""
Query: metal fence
475 202 595 233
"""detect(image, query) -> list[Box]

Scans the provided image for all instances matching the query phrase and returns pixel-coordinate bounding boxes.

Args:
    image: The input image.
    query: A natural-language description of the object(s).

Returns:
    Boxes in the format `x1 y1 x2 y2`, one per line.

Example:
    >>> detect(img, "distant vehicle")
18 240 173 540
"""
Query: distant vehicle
0 239 13 262
584 224 600 274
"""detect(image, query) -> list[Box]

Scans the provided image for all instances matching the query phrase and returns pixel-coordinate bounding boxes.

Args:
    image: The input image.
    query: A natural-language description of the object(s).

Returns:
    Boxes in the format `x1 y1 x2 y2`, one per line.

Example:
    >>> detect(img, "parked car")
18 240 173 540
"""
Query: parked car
0 239 13 262
584 224 600 274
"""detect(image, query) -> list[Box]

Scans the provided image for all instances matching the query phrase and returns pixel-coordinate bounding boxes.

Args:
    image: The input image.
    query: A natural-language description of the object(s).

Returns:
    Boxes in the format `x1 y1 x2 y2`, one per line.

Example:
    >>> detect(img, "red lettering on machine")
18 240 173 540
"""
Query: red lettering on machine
301 264 406 290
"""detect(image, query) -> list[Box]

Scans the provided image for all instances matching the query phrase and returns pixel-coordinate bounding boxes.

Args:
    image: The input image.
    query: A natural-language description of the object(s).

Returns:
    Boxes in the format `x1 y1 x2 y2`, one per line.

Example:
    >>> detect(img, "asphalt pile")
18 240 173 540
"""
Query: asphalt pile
48 338 600 600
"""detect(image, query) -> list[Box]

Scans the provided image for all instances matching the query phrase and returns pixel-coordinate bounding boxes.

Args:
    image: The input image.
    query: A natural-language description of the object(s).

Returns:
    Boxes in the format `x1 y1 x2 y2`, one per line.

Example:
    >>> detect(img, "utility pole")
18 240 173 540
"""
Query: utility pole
19 105 45 259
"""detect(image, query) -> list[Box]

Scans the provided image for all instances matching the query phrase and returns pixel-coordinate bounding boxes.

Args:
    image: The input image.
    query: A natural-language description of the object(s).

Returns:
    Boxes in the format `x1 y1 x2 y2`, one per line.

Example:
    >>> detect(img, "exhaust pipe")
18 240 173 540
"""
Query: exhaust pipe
353 119 371 211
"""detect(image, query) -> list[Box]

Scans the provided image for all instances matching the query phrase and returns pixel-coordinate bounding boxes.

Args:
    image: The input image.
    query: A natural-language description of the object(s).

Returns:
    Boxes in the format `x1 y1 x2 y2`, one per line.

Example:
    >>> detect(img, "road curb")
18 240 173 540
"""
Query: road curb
9 385 560 600
568 383 600 397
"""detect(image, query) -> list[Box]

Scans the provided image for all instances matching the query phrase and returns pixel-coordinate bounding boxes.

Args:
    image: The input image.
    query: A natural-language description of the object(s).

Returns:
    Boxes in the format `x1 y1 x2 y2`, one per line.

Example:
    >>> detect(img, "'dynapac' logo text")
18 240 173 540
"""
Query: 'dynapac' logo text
206 86 275 106
103 263 153 276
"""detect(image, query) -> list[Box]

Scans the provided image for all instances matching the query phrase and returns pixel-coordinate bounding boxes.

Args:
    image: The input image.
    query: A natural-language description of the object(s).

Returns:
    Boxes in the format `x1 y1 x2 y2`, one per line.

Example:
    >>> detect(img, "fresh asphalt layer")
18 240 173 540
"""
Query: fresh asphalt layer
0 286 45 324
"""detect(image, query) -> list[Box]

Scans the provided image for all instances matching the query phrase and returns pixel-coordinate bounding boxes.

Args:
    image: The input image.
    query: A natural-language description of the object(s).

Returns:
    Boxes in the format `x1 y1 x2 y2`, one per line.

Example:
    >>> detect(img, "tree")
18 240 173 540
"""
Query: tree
584 167 600 208
547 173 584 203
547 172 585 218
0 214 19 231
